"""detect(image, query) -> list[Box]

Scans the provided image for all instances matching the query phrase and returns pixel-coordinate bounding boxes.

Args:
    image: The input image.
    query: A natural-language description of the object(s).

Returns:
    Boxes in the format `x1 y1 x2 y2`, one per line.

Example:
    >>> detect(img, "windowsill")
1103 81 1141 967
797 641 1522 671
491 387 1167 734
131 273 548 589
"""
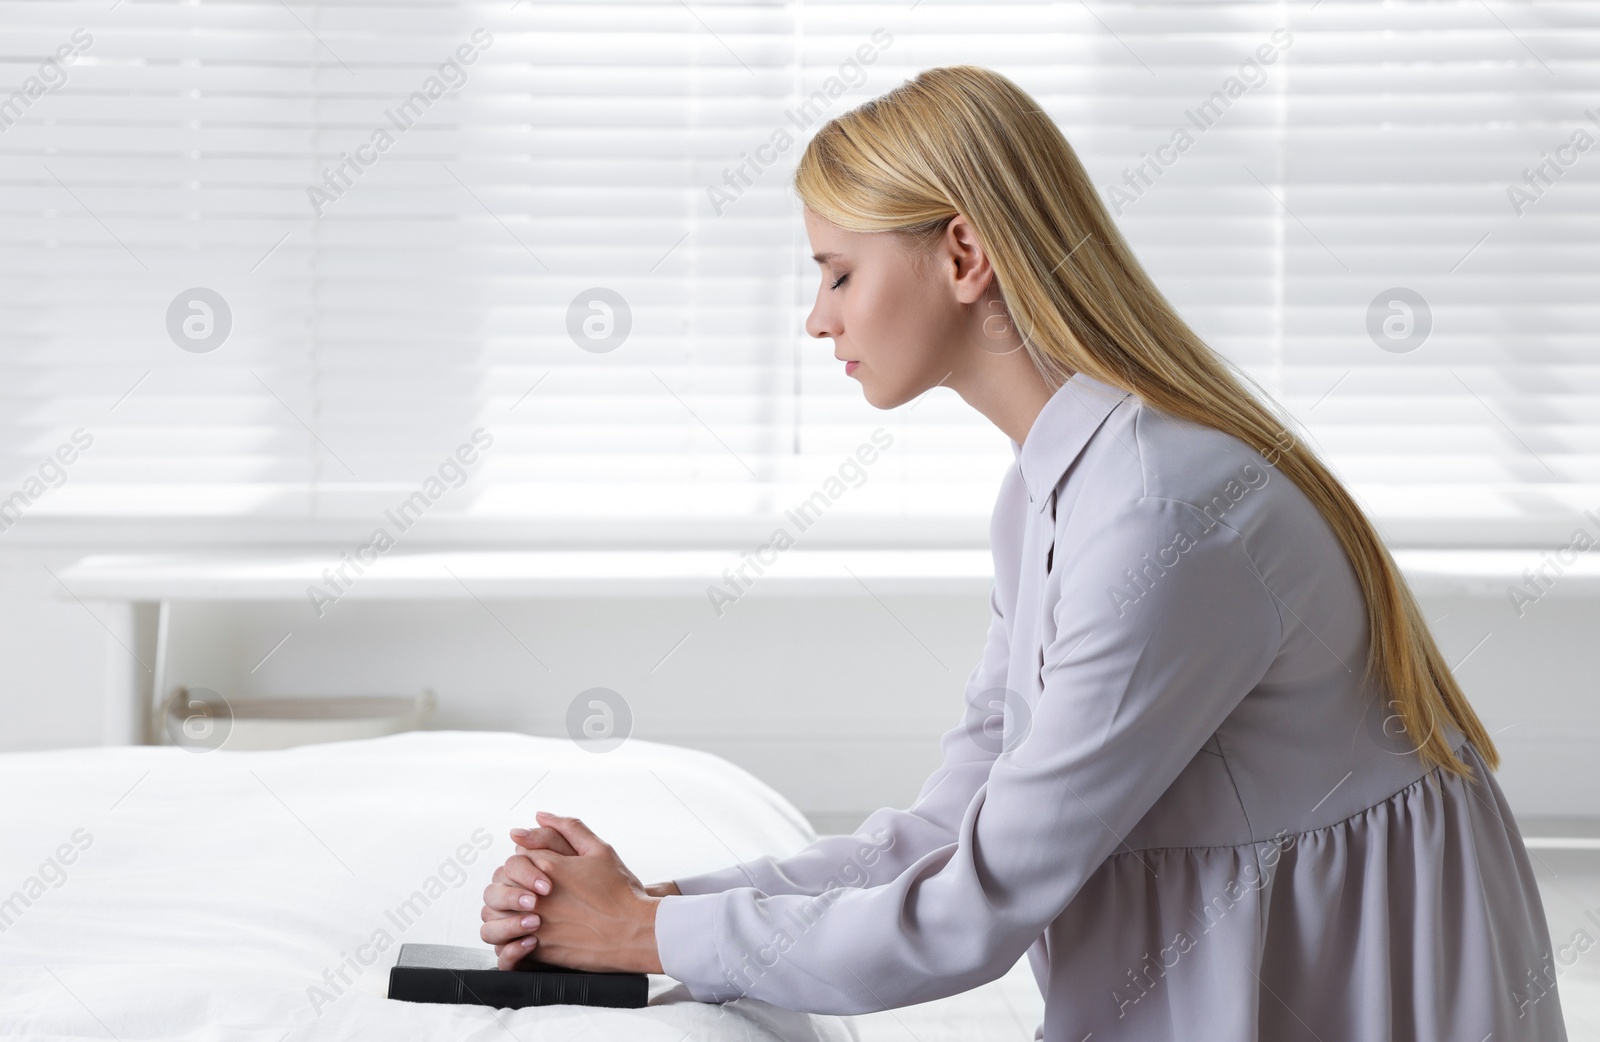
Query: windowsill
6 498 1600 553
54 548 995 600
51 547 1600 601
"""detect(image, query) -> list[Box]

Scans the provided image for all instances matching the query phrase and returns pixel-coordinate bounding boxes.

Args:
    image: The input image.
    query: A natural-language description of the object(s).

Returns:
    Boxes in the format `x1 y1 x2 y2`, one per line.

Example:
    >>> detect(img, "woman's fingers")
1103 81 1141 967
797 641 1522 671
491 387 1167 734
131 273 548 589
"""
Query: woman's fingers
534 811 610 856
483 880 542 914
476 837 571 965
482 856 552 939
480 911 542 947
508 825 578 857
490 856 552 897
496 933 539 970
502 853 555 895
481 903 530 925
493 941 529 969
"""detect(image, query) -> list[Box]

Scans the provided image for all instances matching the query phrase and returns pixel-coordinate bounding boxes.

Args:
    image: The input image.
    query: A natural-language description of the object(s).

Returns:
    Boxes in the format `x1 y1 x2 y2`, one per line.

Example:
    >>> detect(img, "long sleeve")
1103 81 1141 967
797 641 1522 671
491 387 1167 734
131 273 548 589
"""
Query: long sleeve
670 579 1014 898
654 494 1284 1012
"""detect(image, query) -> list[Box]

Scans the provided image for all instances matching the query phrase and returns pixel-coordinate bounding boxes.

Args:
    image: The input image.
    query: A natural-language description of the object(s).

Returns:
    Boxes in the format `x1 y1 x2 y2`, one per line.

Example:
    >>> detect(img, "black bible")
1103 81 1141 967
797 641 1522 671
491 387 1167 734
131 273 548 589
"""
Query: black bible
386 943 649 1009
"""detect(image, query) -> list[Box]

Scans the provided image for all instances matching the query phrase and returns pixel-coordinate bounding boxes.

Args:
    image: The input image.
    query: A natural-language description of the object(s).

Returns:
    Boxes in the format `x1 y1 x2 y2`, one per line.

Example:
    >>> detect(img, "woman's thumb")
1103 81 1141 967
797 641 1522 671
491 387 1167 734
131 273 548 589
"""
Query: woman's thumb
535 810 608 855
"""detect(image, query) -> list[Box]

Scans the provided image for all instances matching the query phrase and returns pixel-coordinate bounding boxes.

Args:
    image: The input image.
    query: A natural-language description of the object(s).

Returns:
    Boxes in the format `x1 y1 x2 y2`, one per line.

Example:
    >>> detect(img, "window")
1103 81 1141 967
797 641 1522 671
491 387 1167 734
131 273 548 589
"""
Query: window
2 1 1593 548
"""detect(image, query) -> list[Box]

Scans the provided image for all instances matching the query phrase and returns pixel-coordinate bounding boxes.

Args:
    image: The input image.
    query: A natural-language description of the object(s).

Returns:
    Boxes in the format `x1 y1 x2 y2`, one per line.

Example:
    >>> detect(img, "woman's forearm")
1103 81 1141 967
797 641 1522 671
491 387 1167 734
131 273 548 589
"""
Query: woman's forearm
645 880 682 897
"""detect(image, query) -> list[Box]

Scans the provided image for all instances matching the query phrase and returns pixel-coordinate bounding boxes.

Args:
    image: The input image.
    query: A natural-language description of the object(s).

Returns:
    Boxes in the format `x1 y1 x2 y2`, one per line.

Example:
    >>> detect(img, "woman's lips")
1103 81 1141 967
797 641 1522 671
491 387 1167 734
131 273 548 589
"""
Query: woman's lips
845 360 860 374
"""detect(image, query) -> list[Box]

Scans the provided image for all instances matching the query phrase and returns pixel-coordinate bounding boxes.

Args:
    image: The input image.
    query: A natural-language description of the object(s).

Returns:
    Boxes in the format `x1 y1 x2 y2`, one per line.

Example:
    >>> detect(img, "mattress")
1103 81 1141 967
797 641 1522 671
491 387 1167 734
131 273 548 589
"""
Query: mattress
0 729 858 1041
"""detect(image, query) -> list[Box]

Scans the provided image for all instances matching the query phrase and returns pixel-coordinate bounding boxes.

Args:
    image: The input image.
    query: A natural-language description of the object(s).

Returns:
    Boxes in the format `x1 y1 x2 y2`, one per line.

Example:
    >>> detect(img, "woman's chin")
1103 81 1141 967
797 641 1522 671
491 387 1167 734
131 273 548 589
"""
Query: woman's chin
858 374 922 411
853 369 889 408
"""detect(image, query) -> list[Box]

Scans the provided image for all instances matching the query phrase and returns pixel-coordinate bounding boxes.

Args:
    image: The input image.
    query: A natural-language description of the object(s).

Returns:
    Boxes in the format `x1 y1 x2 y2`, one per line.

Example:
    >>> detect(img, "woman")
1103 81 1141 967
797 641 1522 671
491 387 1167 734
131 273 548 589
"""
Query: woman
479 66 1567 1041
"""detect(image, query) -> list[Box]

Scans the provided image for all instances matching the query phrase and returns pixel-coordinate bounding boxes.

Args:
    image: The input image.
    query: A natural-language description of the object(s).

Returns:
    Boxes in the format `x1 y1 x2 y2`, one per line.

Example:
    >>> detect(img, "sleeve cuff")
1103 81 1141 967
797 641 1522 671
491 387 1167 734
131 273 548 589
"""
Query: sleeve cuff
654 891 746 1002
670 861 768 896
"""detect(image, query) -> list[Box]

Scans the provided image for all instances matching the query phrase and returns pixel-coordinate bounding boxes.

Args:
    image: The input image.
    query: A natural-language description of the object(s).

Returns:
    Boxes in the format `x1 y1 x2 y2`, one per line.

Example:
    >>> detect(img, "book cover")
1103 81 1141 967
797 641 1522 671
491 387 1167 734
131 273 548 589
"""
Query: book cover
386 943 649 1009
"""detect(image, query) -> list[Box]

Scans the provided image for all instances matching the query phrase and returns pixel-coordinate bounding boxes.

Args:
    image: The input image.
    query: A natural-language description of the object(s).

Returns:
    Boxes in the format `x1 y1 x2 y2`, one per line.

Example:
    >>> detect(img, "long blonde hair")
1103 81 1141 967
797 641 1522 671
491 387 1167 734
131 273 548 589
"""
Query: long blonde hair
795 65 1496 781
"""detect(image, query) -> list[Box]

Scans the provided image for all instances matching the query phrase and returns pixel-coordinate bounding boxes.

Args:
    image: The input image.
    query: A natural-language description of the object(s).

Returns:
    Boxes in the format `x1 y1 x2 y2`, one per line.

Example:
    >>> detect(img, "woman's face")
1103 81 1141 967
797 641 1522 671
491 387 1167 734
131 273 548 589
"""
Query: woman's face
803 207 979 409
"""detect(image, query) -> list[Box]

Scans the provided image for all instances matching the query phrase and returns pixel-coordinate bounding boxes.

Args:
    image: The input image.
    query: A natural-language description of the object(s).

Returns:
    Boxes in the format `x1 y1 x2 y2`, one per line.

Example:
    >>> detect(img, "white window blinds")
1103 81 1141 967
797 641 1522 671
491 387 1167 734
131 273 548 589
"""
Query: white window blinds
2 1 1594 548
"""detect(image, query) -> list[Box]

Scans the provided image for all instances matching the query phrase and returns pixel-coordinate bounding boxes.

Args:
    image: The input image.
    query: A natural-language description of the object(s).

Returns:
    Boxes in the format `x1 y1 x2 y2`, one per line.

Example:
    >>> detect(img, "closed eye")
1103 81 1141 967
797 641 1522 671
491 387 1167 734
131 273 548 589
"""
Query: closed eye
829 273 849 290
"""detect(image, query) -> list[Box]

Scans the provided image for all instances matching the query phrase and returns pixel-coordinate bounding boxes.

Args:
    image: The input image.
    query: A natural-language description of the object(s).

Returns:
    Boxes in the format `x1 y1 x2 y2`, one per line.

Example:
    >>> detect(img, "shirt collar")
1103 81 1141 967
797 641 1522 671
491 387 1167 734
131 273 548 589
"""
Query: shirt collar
1009 371 1131 511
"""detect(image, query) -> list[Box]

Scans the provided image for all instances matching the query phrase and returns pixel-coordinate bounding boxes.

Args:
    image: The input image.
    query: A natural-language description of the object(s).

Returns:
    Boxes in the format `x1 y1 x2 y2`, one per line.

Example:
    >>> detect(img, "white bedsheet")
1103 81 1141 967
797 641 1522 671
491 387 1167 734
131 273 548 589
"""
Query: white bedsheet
0 730 858 1042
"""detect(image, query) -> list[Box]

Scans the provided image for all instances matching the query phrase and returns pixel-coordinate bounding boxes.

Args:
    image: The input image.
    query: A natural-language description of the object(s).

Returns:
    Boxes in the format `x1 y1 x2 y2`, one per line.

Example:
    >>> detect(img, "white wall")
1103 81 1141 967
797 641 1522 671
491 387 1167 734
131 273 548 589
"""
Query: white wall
2 544 1596 832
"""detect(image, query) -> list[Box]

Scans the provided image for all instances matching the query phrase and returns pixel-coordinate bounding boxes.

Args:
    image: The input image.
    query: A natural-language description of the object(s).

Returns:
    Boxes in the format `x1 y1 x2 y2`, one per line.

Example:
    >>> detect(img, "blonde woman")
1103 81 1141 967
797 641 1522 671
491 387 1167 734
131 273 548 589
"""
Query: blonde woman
480 66 1566 1041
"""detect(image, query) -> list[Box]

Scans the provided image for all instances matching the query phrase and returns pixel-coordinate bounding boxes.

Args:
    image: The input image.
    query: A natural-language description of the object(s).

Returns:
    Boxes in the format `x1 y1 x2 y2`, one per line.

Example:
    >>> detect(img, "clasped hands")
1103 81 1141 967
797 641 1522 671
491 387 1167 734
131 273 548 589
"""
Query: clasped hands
478 809 680 973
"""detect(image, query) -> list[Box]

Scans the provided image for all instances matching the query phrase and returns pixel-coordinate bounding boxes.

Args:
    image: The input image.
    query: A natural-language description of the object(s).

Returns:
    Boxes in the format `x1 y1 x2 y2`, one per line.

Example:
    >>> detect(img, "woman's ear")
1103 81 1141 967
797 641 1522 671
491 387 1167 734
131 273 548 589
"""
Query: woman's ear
941 213 995 305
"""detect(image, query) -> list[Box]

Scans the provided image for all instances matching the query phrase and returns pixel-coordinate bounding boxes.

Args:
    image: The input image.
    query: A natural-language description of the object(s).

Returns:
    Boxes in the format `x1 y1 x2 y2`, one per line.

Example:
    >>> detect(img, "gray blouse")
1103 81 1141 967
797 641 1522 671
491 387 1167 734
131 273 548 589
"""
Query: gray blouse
654 371 1567 1042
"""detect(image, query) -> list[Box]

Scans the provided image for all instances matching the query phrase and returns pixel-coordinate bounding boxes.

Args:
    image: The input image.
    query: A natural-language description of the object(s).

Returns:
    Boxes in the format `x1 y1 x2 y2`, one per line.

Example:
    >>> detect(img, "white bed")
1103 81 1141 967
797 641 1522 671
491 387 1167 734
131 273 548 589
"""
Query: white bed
0 730 860 1041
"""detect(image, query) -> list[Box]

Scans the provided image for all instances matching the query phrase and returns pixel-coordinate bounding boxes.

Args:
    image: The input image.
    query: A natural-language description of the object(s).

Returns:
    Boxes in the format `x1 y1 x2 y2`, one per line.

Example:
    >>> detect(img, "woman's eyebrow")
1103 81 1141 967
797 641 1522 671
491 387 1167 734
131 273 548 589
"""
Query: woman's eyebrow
811 251 842 265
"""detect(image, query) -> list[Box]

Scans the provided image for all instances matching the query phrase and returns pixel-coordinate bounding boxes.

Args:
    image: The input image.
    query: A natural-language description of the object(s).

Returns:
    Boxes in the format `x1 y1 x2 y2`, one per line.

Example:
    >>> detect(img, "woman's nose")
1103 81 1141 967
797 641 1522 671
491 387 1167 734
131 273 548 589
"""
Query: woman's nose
806 298 838 340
